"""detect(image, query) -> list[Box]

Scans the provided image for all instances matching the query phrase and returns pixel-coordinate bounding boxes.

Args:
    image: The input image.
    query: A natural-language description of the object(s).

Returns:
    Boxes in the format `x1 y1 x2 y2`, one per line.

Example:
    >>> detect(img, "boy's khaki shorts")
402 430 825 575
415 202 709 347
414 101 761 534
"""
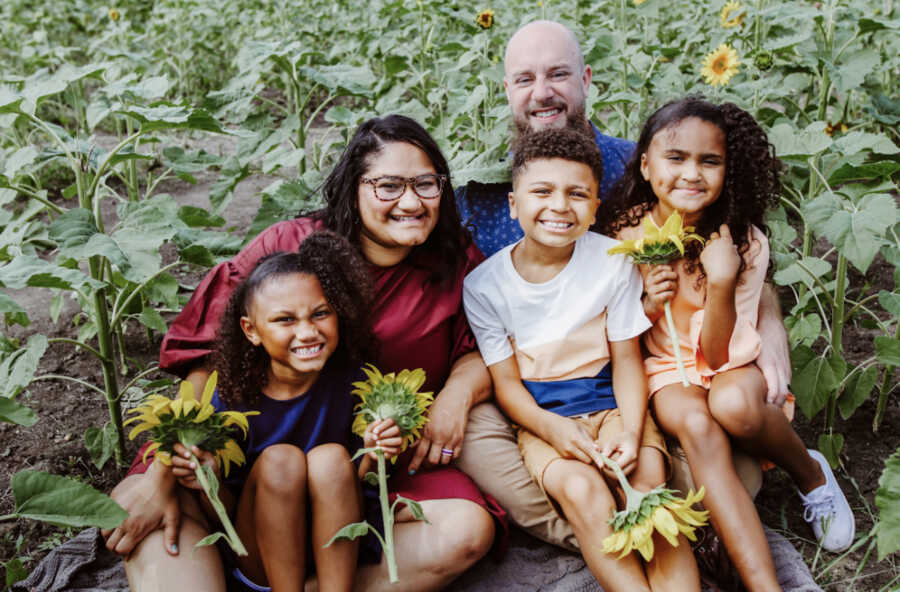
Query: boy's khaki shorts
516 409 670 518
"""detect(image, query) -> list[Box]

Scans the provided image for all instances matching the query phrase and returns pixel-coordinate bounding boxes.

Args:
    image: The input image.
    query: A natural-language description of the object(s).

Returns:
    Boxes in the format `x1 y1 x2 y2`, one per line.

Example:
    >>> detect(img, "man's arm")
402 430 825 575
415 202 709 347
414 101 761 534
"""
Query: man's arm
757 283 791 405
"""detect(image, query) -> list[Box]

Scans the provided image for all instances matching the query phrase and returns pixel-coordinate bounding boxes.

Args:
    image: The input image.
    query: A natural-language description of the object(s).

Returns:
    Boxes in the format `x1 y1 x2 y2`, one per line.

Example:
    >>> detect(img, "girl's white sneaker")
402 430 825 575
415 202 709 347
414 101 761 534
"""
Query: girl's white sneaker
799 449 855 553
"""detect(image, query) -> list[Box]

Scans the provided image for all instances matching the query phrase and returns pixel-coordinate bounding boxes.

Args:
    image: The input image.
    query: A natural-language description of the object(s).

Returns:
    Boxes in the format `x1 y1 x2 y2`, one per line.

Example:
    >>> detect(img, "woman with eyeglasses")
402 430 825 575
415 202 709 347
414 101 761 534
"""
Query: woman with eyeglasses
104 115 504 592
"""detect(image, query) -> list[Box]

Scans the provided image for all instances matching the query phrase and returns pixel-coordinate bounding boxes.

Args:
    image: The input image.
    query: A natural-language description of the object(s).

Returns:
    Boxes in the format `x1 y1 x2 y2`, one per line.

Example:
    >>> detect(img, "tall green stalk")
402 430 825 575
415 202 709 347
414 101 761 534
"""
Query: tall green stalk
873 321 900 433
825 254 847 431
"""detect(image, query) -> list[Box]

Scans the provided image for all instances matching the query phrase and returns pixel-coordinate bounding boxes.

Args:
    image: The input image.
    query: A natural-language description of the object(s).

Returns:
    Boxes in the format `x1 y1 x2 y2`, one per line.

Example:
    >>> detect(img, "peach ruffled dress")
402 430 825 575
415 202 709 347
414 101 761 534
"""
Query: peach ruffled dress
617 215 769 396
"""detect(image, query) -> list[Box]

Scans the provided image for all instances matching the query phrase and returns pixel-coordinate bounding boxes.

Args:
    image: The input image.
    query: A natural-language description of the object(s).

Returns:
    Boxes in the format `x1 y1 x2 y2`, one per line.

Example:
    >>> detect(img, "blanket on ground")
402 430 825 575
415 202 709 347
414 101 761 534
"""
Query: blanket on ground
14 525 821 592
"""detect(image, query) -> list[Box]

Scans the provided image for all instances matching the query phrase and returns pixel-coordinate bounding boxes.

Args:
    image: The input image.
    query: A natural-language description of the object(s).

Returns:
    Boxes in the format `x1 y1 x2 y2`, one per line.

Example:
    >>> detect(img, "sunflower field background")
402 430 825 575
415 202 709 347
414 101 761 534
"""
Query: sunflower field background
0 0 898 589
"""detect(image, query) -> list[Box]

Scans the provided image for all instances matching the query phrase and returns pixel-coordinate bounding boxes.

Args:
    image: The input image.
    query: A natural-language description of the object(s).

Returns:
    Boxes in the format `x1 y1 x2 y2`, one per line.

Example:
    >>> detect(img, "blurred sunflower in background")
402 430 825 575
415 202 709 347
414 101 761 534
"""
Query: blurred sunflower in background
701 44 741 87
476 8 495 29
720 1 745 27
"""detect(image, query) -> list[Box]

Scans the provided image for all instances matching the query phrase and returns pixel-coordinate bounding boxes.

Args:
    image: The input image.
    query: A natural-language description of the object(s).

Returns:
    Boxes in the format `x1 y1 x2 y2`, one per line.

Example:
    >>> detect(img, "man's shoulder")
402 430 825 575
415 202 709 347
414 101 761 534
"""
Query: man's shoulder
591 125 636 155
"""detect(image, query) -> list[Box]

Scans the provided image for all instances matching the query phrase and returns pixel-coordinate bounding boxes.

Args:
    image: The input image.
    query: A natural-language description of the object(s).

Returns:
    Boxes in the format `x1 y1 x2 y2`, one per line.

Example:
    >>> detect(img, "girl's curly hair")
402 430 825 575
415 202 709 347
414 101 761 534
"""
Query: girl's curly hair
211 231 378 407
596 96 782 280
305 114 472 285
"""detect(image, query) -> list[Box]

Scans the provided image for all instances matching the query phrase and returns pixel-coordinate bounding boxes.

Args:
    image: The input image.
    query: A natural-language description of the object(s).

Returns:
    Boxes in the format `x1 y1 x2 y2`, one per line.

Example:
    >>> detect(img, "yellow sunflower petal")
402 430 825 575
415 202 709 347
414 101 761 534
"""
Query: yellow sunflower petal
651 506 681 547
193 403 215 423
643 216 662 242
128 421 159 441
156 451 172 466
142 441 161 464
659 210 683 238
200 371 217 408
602 529 629 554
177 380 195 403
701 43 741 87
170 397 184 417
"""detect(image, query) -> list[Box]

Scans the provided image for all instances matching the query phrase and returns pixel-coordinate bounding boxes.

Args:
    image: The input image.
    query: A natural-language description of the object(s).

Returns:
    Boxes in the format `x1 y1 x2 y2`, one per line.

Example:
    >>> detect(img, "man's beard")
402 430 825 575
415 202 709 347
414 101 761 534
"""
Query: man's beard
511 102 592 138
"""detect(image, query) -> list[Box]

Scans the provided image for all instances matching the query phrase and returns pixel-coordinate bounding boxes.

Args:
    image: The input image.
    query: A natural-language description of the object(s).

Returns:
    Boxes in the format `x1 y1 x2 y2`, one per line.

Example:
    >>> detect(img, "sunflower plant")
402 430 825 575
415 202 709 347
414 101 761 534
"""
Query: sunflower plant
609 210 704 387
328 364 434 583
599 454 709 561
126 371 257 555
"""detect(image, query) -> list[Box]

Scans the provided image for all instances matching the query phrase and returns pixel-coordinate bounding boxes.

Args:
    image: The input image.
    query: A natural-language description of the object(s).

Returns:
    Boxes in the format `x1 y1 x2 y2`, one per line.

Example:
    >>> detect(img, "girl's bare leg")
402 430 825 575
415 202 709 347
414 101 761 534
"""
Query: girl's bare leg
543 459 651 592
626 448 701 592
350 498 494 592
235 443 309 592
708 366 825 494
120 483 226 592
306 443 360 592
653 384 780 592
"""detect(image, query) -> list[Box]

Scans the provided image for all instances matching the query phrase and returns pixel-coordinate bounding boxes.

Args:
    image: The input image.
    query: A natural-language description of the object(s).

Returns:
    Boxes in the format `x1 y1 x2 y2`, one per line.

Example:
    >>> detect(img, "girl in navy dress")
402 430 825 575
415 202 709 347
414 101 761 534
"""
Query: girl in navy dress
171 231 400 592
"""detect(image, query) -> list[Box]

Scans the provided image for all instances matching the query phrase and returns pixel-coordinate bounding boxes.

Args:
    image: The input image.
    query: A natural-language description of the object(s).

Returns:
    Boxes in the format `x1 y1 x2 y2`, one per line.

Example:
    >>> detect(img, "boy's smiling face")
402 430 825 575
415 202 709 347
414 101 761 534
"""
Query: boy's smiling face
509 157 599 251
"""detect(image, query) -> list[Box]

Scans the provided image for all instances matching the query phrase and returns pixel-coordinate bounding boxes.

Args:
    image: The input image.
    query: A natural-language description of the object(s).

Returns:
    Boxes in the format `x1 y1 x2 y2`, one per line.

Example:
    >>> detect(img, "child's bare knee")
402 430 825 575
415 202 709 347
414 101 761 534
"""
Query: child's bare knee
256 444 307 493
679 409 724 446
307 443 354 491
709 385 764 439
432 504 494 576
552 468 614 511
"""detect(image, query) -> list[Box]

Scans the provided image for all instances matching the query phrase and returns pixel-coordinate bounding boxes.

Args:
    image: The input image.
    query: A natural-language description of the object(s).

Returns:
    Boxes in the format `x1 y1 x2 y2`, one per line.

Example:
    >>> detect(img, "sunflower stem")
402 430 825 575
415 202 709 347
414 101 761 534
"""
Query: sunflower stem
376 449 399 583
664 301 690 387
598 453 643 511
191 454 248 556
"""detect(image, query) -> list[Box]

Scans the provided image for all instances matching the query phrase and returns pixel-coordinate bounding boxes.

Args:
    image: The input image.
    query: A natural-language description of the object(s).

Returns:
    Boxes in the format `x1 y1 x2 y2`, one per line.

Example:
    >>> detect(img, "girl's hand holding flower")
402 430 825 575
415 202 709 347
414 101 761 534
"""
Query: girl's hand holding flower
171 443 220 491
642 264 678 322
364 418 404 462
700 224 741 286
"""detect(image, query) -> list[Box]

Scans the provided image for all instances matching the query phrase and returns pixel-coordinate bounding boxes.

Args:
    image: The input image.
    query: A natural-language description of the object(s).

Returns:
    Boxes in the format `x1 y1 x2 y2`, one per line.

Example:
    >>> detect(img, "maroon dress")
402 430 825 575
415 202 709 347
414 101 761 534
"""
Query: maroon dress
131 217 507 542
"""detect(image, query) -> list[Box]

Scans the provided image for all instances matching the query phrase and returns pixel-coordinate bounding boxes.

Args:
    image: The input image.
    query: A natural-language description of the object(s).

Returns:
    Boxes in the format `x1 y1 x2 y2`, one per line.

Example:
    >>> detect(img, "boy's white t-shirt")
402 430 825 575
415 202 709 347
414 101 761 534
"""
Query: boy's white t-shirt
463 231 651 383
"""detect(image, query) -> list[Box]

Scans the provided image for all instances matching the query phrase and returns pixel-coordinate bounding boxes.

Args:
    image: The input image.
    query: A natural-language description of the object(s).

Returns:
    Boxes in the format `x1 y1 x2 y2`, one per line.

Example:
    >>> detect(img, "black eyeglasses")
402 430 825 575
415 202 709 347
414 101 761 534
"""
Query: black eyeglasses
360 174 447 201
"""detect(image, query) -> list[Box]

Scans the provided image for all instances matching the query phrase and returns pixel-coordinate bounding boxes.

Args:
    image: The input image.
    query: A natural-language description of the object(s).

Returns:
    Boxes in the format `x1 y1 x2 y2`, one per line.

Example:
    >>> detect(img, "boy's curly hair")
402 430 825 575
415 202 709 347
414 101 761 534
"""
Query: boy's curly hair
595 96 782 280
211 231 378 407
511 127 604 189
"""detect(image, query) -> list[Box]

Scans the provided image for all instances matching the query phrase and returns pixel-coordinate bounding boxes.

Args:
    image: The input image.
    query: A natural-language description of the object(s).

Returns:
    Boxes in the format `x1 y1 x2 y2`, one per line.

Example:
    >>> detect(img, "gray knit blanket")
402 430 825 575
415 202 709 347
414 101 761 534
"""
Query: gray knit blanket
14 524 821 592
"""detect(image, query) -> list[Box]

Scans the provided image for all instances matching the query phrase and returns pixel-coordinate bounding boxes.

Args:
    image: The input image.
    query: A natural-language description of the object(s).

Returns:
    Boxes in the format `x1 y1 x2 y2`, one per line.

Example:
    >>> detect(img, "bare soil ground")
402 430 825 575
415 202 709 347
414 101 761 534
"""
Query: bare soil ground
1 134 898 591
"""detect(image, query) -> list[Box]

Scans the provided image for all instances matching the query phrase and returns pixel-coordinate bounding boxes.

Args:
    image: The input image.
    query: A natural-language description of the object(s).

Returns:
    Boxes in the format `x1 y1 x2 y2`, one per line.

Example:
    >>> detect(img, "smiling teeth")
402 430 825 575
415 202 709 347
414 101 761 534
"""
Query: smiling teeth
293 344 323 355
541 221 572 229
534 109 562 118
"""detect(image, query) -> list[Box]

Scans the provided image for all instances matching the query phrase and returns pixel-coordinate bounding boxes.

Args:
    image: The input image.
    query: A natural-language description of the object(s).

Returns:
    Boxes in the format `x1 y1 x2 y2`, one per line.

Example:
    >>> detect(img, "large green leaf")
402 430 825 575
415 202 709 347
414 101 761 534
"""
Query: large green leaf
0 255 105 292
84 422 118 470
875 336 900 367
12 470 127 529
0 397 38 426
0 334 48 399
817 433 844 468
772 256 831 287
791 346 842 420
768 121 832 158
111 195 180 282
875 448 900 561
49 208 129 270
0 291 29 327
115 104 226 134
838 366 878 420
804 192 897 274
832 131 900 156
879 290 900 320
828 161 900 185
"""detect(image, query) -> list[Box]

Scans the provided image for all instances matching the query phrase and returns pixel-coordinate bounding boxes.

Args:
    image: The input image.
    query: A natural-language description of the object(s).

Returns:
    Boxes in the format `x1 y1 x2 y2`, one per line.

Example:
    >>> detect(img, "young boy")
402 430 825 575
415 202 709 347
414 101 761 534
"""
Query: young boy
462 128 699 592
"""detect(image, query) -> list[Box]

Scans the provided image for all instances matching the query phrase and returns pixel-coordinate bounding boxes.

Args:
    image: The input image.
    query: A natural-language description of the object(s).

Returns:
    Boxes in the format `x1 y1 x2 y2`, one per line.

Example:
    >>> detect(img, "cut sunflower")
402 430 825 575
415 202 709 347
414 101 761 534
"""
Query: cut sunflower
126 371 257 555
701 44 741 87
331 364 434 583
599 454 709 561
609 211 704 386
719 1 745 28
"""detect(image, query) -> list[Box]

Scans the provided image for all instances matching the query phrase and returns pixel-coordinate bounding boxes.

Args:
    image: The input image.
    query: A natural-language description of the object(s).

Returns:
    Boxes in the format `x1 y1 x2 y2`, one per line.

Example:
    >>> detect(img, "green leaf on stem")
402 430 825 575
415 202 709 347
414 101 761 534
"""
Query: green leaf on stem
12 470 127 529
394 496 429 523
0 255 105 292
768 122 832 158
875 448 900 560
194 532 228 551
0 334 48 399
324 521 373 547
84 422 118 469
0 292 29 327
875 337 900 367
791 345 840 420
817 433 844 468
879 291 900 320
838 367 878 420
0 398 38 426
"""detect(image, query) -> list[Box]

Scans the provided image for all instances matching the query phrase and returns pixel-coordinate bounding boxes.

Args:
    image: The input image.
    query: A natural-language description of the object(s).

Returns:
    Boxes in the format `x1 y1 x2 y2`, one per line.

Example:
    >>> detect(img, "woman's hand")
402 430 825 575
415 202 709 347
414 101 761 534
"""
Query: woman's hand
700 224 741 287
364 418 403 462
543 414 602 466
599 430 640 477
171 443 220 491
102 462 181 557
408 385 471 473
643 264 678 321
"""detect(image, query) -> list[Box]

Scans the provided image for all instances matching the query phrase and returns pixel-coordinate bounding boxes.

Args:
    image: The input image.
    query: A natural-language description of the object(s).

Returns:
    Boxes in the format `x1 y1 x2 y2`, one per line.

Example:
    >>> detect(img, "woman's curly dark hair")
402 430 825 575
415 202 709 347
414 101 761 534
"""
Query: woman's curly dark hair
596 96 782 281
305 114 472 285
211 231 378 407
